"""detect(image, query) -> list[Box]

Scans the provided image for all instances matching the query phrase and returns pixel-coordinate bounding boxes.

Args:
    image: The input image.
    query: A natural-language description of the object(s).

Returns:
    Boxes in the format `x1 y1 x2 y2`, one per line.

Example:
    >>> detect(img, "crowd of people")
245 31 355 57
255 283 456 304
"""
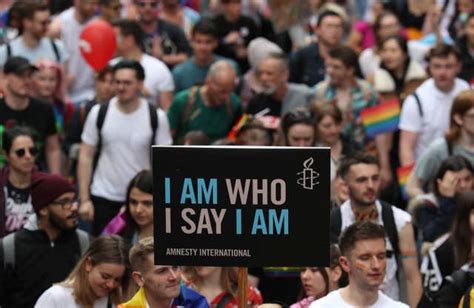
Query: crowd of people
0 0 473 307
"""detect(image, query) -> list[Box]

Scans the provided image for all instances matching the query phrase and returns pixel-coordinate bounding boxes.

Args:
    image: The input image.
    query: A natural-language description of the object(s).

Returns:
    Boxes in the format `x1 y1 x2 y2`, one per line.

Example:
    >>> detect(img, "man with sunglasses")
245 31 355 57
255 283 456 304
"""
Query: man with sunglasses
0 173 90 308
119 237 208 308
0 56 61 174
135 0 191 68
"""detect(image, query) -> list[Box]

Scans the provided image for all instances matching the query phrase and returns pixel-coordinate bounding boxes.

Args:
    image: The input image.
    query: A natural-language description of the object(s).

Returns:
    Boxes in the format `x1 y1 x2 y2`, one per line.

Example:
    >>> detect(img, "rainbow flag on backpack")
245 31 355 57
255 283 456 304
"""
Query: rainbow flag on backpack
361 99 401 138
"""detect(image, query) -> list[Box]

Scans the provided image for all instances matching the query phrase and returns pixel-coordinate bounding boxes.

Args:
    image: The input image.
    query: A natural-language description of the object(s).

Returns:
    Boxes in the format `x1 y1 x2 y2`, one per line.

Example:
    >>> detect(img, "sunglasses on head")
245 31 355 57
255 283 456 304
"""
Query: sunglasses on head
14 147 39 158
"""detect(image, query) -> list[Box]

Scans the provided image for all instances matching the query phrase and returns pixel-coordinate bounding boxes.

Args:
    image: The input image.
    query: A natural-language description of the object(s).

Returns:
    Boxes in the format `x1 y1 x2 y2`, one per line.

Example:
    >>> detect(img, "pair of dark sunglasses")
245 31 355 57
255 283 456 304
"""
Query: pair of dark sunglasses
14 147 38 158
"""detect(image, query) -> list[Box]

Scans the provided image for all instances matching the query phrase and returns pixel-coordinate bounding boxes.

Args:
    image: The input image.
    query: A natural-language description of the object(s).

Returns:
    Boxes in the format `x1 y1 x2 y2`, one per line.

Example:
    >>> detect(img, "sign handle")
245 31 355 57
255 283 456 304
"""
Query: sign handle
237 267 248 308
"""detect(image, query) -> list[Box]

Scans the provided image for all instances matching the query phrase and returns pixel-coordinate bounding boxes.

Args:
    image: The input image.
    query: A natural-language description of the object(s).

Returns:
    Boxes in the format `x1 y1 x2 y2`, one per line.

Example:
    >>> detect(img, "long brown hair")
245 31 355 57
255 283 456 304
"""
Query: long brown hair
61 235 130 306
451 191 474 268
183 267 239 296
446 90 474 143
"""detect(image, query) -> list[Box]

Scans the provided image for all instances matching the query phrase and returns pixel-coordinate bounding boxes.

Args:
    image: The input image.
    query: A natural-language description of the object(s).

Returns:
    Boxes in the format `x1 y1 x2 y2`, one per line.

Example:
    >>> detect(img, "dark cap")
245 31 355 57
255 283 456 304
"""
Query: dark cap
3 56 37 75
31 173 76 214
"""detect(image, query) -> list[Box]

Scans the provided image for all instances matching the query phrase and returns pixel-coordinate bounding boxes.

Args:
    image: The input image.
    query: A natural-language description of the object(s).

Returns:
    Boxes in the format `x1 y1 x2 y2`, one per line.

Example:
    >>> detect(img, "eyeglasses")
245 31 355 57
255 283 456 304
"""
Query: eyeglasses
51 199 78 210
137 1 157 7
14 147 39 158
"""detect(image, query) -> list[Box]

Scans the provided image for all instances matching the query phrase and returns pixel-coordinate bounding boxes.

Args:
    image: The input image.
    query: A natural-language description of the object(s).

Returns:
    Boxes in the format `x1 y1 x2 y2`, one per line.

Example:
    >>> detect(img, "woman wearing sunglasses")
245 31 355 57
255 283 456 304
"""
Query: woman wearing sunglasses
0 126 40 238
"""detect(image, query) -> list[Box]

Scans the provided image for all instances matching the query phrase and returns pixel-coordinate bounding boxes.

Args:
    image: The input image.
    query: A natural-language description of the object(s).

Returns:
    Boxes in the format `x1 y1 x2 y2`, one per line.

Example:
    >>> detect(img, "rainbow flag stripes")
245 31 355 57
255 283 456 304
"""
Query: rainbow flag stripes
227 113 251 141
361 99 401 138
397 164 414 200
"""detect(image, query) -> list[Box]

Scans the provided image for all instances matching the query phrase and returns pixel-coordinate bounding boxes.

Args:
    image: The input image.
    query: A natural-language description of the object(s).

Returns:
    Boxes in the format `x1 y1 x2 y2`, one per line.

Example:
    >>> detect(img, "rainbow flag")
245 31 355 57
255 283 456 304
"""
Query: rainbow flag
227 113 251 141
361 99 401 138
397 164 414 200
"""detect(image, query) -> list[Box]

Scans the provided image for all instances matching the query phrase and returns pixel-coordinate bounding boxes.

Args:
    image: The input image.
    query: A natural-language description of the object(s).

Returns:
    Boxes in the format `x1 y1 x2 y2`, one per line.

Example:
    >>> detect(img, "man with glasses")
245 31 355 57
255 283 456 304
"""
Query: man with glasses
0 173 90 308
119 237 208 308
0 0 69 68
0 56 61 173
78 60 171 236
135 0 191 68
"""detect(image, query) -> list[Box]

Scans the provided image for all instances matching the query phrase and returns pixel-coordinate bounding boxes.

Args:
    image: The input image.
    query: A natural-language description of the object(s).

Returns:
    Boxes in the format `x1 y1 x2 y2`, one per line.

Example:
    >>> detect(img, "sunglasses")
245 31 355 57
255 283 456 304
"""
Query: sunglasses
14 147 39 158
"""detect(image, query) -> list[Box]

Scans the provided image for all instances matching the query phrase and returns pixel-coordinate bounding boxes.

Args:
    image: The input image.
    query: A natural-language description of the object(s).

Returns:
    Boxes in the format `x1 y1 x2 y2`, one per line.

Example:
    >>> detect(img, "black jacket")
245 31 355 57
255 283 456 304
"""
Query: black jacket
0 216 83 308
458 36 474 83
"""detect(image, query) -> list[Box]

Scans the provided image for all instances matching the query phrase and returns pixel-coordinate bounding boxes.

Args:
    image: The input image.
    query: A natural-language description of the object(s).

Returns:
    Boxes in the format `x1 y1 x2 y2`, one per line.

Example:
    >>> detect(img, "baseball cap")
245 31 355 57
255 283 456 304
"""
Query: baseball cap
3 56 37 75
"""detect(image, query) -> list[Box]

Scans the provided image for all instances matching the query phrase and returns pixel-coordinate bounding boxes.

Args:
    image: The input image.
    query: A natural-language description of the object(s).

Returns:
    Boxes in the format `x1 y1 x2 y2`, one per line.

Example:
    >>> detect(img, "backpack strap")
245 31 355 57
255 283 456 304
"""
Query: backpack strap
94 103 110 171
181 86 199 129
329 207 342 244
445 137 453 156
2 232 15 270
380 201 400 258
50 39 61 62
412 92 424 118
148 102 158 147
75 229 90 256
6 43 11 59
79 101 88 126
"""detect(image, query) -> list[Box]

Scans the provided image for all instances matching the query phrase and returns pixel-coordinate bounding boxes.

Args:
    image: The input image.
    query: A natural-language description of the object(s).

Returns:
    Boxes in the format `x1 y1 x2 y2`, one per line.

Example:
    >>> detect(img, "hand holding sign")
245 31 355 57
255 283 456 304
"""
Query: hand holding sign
79 20 116 71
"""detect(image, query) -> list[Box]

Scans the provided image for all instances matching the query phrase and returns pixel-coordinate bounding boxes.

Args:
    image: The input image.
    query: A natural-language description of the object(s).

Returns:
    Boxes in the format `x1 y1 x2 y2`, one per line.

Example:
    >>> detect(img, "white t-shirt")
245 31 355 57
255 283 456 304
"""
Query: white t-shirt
309 289 409 308
81 97 172 201
399 78 470 160
111 54 174 106
58 7 96 103
0 36 69 66
35 285 109 308
339 200 412 300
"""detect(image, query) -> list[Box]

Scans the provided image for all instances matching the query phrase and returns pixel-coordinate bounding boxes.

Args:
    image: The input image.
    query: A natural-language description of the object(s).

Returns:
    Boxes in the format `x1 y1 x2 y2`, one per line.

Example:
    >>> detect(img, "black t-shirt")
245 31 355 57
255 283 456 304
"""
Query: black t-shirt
4 181 32 234
213 14 260 73
142 18 191 67
246 94 282 117
0 97 57 170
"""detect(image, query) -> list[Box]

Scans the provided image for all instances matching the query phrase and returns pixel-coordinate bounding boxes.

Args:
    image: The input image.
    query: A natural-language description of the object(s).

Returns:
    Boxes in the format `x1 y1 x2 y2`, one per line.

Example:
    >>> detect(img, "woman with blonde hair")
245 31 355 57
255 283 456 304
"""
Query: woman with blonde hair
35 235 130 307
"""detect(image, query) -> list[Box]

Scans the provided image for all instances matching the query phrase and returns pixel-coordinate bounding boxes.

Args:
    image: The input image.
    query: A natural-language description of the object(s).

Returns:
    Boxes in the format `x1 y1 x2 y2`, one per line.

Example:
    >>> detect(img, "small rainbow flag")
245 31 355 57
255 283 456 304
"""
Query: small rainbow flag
227 113 251 141
397 164 414 200
361 99 401 138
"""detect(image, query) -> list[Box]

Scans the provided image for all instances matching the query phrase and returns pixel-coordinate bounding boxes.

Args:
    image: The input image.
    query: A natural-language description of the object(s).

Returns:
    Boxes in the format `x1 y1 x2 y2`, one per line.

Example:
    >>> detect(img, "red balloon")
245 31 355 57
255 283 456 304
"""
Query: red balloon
79 20 116 72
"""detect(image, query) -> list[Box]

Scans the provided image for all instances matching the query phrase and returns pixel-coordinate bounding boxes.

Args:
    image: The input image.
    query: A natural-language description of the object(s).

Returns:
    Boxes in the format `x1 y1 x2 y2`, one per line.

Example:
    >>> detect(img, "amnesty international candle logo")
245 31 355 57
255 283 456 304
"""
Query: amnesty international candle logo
297 157 320 190
153 146 330 267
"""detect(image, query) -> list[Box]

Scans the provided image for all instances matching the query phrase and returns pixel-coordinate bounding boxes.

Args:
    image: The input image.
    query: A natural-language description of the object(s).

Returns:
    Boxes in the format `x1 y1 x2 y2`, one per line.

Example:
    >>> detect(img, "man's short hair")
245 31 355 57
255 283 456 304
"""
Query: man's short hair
338 152 379 179
339 222 386 257
19 0 49 21
96 65 114 81
316 10 343 27
129 237 155 272
112 60 145 81
328 45 358 70
191 18 218 39
427 43 461 62
259 52 289 72
113 19 144 46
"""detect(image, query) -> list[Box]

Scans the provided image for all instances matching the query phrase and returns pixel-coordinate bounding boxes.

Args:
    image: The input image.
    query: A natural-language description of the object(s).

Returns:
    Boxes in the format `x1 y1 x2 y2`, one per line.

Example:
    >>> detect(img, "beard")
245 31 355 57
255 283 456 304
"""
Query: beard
49 210 78 231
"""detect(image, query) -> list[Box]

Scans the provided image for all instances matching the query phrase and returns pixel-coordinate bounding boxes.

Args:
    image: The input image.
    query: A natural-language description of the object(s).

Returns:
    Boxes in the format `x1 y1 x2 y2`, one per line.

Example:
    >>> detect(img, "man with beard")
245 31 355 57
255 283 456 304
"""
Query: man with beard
329 153 422 307
119 237 208 308
246 52 314 117
167 60 241 143
0 173 89 308
0 1 68 68
311 222 408 307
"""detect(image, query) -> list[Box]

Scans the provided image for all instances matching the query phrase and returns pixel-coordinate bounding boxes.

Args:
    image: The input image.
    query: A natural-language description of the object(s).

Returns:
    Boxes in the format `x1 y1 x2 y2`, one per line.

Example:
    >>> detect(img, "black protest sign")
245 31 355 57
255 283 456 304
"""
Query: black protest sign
152 146 330 267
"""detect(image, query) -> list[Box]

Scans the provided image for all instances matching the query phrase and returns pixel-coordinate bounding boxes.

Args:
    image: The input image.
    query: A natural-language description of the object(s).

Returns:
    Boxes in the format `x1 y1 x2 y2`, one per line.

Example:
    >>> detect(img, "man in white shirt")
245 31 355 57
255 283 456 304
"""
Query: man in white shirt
399 44 470 166
311 222 408 308
77 60 172 235
112 19 175 109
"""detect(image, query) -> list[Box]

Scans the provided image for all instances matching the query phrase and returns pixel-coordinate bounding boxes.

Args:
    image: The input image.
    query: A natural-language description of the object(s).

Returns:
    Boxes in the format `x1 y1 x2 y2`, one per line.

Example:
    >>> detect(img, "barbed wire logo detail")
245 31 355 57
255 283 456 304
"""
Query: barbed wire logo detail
297 158 320 190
